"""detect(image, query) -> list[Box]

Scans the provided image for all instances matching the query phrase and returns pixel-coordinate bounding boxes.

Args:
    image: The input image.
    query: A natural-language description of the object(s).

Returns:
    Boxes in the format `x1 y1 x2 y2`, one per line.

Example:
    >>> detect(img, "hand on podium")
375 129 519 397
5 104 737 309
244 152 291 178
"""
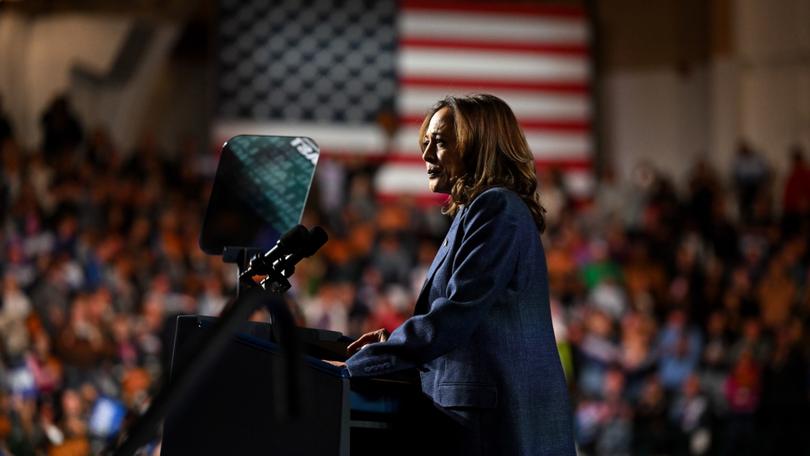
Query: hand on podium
347 328 389 355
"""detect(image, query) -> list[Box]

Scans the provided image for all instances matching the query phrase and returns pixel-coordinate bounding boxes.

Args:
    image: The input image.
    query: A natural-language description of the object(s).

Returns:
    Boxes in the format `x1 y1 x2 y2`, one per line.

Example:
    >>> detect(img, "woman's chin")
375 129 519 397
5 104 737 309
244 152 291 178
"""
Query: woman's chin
429 185 450 194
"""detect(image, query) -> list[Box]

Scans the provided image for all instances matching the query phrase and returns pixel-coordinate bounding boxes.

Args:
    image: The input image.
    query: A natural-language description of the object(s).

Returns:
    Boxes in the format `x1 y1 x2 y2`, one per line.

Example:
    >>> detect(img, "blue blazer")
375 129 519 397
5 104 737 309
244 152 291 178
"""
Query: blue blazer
346 187 575 455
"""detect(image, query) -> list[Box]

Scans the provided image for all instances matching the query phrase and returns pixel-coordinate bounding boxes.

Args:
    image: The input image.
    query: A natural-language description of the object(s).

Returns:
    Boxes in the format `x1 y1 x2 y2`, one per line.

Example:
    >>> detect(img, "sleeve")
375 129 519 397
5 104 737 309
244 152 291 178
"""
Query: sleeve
345 189 522 377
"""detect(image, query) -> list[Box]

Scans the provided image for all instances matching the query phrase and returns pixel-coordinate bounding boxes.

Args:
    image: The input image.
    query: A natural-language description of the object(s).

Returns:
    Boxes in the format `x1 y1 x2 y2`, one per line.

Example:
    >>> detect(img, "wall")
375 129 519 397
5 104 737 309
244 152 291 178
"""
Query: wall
598 0 810 204
0 12 180 152
603 67 711 185
735 0 810 180
0 13 128 148
595 0 712 188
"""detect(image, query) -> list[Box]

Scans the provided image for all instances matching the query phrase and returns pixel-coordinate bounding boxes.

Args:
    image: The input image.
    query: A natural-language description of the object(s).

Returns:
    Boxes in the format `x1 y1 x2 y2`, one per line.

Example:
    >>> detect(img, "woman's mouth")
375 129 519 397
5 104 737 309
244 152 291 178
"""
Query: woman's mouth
427 167 442 178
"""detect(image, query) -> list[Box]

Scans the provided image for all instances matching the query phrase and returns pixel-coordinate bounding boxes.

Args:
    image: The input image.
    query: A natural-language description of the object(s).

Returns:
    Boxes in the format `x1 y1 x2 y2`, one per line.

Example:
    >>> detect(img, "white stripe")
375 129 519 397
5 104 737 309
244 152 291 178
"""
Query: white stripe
400 48 588 82
398 87 590 121
394 127 590 158
374 164 428 194
563 170 595 197
214 121 386 154
375 163 594 197
400 11 587 44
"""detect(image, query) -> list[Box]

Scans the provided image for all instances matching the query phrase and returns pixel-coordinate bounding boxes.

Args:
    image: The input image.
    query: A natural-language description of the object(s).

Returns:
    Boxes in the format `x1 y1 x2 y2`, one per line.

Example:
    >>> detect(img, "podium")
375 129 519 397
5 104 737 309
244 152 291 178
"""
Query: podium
161 316 439 455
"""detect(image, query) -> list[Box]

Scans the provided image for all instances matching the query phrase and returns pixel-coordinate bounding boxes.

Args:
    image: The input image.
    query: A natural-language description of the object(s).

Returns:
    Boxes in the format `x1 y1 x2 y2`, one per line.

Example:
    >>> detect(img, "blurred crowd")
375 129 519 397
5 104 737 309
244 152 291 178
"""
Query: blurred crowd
1 95 809 455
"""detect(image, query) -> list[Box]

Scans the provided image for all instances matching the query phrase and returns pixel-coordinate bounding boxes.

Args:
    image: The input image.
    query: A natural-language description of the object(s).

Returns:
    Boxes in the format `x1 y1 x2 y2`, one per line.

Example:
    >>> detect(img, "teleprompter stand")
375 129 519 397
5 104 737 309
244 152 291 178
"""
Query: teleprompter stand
109 135 325 455
109 262 307 455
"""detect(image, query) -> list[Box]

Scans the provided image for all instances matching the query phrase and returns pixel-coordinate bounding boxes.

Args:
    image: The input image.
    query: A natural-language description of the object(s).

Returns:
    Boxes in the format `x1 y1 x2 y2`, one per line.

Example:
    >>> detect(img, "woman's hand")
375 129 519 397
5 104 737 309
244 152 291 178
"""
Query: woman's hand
347 328 390 355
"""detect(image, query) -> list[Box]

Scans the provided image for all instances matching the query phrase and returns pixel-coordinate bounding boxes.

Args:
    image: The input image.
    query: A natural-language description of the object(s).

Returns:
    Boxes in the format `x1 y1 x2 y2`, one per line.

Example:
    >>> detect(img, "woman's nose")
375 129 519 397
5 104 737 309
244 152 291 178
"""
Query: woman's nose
422 142 434 162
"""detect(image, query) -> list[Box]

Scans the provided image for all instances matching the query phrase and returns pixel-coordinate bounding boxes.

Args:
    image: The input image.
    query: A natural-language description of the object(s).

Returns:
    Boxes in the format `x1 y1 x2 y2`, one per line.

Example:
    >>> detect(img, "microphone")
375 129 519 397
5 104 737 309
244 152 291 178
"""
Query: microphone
240 225 310 279
267 226 329 279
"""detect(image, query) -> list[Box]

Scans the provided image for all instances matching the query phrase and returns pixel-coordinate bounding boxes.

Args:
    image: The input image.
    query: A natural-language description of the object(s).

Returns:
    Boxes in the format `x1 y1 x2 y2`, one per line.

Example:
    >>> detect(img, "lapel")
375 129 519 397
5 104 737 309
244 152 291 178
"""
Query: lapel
414 207 465 315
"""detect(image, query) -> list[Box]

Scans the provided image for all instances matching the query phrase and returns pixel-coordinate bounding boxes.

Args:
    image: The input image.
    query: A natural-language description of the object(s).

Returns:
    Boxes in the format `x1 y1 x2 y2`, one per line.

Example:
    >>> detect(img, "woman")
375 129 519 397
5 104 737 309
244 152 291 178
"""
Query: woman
345 94 575 455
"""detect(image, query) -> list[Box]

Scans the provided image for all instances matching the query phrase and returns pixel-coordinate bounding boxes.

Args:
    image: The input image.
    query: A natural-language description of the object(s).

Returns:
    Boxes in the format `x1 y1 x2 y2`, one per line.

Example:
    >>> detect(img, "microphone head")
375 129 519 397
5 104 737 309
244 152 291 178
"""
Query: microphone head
300 226 328 257
280 224 310 247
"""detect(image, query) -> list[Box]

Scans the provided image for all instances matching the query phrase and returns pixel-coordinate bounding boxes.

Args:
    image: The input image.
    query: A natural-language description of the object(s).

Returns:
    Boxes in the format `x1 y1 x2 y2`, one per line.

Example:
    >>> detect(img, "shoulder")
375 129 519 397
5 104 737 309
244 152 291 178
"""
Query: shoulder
465 187 526 217
460 187 530 229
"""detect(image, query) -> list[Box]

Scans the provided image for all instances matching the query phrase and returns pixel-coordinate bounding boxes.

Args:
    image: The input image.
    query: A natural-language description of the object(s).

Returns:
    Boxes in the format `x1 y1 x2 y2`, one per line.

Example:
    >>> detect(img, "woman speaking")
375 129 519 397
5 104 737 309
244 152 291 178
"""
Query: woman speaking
345 94 576 455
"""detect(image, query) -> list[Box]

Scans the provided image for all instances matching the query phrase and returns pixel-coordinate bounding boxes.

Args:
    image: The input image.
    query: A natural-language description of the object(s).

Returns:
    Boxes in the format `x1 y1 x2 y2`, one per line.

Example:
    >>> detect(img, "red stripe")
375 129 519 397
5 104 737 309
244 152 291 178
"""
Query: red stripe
318 151 591 170
377 192 449 207
315 149 386 160
319 150 389 162
400 76 588 94
380 154 591 170
534 158 592 171
401 37 588 57
516 119 591 132
399 115 589 133
402 0 586 19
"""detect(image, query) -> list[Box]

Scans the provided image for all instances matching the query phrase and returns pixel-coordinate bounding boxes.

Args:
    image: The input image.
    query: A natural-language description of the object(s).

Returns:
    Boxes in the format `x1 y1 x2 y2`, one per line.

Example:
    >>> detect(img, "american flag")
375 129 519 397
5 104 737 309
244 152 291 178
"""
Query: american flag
215 0 593 199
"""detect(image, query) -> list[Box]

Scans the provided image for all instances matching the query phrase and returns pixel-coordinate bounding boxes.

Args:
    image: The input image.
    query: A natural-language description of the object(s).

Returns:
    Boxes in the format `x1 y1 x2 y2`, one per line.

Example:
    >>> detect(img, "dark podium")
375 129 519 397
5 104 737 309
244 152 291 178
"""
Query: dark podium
161 316 438 455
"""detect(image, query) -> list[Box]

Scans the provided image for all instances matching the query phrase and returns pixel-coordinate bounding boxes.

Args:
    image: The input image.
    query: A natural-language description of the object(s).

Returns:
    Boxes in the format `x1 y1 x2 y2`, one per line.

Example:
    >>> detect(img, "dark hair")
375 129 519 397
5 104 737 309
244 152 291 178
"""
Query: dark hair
418 94 547 233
